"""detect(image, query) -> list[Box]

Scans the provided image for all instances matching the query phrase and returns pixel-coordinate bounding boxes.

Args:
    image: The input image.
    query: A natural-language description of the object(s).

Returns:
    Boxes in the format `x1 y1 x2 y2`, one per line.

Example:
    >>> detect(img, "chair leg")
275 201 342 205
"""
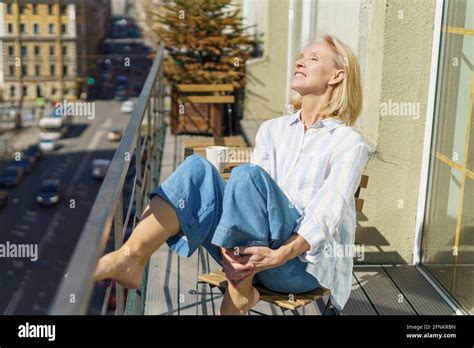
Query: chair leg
204 250 216 316
195 247 200 315
291 309 300 315
322 298 332 315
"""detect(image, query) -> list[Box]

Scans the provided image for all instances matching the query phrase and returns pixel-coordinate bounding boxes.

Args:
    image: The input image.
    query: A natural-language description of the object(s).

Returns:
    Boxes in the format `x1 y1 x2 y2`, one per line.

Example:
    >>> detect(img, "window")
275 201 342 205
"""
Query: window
34 46 40 56
21 65 27 76
21 46 27 56
51 87 57 96
20 23 26 34
77 24 82 35
63 65 68 76
7 23 13 34
62 46 67 56
421 0 474 314
61 24 67 34
22 86 27 97
49 23 55 34
32 4 38 15
9 65 15 76
48 4 54 15
33 23 40 34
35 64 41 76
50 65 55 76
49 45 55 56
8 46 14 56
7 4 13 14
61 5 67 15
19 5 26 15
10 86 15 97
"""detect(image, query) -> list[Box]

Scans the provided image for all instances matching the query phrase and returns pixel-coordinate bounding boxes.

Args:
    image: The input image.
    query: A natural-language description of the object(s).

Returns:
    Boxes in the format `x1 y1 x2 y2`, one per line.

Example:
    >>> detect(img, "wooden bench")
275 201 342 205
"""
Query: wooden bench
171 84 235 137
184 138 369 314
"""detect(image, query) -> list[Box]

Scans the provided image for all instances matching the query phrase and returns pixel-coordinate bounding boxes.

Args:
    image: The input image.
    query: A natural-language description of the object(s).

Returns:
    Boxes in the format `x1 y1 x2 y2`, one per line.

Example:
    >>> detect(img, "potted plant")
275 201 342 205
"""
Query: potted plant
153 0 255 135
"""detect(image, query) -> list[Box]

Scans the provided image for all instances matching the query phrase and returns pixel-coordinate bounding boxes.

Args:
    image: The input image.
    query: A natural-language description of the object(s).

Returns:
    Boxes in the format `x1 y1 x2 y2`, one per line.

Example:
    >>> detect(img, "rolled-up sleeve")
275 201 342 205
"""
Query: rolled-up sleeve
295 141 369 264
249 122 271 175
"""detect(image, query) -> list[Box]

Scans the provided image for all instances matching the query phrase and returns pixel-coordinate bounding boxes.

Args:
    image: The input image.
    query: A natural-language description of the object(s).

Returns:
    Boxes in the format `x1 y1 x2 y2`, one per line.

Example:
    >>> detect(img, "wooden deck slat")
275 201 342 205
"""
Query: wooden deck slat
353 266 417 315
382 265 455 315
339 275 378 315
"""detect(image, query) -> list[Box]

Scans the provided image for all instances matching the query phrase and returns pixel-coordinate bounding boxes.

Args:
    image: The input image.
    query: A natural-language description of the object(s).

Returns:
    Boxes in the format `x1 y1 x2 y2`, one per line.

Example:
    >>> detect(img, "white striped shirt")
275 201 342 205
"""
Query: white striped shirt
250 109 369 310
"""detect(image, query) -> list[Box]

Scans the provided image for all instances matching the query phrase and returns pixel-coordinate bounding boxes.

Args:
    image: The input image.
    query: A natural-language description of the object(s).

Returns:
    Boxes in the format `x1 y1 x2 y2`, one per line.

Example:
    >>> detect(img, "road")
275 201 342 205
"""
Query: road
0 100 132 314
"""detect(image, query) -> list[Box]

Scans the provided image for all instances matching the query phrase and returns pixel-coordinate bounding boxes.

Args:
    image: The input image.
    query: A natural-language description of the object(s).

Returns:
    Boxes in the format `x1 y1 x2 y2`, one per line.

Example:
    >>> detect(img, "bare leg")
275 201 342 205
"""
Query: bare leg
219 275 260 315
94 196 180 288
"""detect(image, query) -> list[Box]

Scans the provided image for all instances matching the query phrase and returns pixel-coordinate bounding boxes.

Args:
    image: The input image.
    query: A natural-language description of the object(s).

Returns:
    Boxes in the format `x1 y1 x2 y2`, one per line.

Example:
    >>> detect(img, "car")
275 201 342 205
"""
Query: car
114 87 129 101
39 134 60 152
120 101 134 114
107 128 124 142
0 191 8 208
0 166 24 188
23 144 43 162
36 179 63 206
9 155 35 174
92 159 111 180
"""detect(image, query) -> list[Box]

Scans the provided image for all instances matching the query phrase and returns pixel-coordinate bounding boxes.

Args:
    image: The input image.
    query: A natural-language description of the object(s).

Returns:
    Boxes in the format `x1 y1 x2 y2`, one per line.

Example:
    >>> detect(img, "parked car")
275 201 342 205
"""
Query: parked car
9 155 35 173
114 87 129 101
92 159 111 180
39 134 60 152
0 191 8 208
107 128 124 142
0 167 24 187
120 101 134 114
23 144 43 162
36 179 63 206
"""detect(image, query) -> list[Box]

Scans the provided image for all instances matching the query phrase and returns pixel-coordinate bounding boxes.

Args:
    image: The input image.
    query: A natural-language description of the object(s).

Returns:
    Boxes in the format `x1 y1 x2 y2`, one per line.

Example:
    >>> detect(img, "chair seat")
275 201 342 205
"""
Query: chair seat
198 270 330 311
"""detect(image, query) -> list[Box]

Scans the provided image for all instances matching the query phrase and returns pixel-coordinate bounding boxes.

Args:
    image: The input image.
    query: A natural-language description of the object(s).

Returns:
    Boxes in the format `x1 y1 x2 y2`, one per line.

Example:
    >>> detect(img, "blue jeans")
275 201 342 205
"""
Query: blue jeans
149 154 320 294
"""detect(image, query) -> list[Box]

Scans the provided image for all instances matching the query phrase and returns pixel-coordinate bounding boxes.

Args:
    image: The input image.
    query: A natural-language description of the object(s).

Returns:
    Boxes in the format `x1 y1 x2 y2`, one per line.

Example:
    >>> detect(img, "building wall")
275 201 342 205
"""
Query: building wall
238 0 292 119
241 0 438 264
0 0 110 103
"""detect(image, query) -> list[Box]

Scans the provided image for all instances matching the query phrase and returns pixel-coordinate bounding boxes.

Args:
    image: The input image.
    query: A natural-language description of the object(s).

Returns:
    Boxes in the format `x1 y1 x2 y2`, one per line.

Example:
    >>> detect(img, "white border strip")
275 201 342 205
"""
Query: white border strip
413 0 445 265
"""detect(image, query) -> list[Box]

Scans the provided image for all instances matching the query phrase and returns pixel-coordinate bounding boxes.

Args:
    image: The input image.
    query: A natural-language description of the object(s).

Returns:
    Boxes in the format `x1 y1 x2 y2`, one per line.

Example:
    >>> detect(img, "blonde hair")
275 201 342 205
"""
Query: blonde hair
291 34 363 127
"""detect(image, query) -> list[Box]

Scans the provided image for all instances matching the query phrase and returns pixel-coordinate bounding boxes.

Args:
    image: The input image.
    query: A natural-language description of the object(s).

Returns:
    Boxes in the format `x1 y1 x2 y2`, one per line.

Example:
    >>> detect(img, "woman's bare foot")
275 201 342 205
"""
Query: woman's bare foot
219 286 260 315
94 247 146 289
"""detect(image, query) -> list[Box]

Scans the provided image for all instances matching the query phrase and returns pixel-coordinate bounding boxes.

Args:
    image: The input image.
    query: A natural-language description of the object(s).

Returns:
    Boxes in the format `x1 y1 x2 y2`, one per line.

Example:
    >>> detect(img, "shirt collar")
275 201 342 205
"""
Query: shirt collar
289 109 345 132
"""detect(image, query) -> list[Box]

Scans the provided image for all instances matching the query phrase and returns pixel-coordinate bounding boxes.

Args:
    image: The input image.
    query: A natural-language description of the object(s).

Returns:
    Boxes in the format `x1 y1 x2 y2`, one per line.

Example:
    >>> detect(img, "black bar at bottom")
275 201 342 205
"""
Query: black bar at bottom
0 315 472 346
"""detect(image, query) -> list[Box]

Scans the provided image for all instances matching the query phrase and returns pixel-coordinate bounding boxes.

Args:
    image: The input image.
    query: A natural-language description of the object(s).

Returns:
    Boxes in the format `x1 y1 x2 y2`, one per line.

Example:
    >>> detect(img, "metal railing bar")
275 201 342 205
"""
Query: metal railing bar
49 43 165 315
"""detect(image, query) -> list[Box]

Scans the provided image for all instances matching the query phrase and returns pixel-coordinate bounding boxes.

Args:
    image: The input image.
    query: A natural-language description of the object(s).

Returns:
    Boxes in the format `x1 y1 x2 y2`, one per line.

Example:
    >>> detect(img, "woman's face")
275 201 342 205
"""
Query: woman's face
290 41 343 96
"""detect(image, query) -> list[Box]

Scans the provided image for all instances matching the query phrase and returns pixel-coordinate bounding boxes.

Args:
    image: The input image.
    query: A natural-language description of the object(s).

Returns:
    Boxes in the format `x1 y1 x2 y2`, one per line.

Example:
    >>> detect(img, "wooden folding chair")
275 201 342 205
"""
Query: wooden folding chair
198 174 369 315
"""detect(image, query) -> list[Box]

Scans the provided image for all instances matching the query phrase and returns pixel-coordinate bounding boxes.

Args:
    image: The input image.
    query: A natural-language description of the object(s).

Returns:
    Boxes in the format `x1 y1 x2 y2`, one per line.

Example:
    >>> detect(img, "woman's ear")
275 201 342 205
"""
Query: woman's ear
328 69 345 86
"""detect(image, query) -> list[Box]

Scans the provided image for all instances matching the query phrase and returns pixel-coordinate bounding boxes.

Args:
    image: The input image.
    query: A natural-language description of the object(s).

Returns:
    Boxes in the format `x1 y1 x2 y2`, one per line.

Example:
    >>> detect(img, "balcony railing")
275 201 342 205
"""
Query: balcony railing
49 43 167 315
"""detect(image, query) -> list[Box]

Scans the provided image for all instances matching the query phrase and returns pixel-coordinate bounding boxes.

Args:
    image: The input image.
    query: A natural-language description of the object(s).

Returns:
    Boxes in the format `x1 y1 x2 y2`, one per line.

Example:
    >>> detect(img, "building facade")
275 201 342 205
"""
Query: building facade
0 0 111 103
236 0 473 314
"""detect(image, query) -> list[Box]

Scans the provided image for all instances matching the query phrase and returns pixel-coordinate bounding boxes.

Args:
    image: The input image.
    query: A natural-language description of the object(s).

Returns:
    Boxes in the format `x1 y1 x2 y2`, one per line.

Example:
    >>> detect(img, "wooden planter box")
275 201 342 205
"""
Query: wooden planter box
170 84 235 137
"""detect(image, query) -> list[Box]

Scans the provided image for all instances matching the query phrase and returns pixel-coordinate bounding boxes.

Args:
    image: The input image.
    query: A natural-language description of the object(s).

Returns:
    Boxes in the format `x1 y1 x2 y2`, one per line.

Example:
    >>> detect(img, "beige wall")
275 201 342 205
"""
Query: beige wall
242 0 438 264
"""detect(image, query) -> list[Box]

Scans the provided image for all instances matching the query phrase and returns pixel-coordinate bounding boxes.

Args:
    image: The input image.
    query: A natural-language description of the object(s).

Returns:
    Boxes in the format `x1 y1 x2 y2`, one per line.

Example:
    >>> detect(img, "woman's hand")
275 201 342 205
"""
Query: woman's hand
220 248 256 287
236 246 285 272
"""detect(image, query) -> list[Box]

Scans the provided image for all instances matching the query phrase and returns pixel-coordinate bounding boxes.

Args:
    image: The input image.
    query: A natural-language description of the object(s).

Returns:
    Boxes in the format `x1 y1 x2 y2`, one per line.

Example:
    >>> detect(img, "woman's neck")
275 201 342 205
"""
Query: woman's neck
300 92 331 127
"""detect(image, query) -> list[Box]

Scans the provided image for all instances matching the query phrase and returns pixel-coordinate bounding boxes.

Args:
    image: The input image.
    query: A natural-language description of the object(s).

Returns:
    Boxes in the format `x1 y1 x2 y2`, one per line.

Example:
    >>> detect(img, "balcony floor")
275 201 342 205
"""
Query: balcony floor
143 120 457 315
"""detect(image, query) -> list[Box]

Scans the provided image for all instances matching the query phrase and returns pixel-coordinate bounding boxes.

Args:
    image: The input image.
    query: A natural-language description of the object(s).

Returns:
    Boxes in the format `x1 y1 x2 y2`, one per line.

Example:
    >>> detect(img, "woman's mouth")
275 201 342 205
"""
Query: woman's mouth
294 72 306 77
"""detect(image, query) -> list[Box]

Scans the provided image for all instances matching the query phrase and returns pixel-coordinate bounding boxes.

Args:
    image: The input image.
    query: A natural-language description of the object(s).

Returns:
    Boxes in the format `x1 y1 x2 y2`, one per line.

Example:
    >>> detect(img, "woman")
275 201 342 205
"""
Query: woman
95 34 369 315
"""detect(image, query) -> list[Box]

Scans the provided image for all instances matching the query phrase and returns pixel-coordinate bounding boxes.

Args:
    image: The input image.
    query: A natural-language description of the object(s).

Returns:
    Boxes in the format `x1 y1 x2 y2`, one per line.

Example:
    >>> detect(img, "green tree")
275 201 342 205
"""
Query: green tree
153 0 255 88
